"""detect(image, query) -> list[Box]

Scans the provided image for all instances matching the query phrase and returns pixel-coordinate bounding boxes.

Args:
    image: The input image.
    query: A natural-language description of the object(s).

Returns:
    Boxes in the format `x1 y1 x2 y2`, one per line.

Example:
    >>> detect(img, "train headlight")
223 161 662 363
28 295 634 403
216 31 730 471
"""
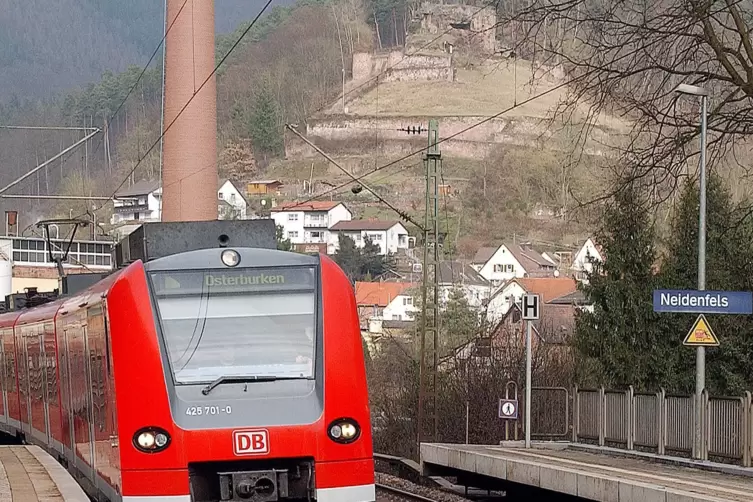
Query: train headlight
327 418 361 444
221 249 241 267
133 427 171 453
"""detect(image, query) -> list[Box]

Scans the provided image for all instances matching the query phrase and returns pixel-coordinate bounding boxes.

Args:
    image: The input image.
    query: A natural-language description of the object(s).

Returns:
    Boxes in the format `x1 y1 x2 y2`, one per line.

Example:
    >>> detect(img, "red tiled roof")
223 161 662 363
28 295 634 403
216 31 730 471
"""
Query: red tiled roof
355 282 415 307
331 220 402 231
515 277 578 303
274 201 342 212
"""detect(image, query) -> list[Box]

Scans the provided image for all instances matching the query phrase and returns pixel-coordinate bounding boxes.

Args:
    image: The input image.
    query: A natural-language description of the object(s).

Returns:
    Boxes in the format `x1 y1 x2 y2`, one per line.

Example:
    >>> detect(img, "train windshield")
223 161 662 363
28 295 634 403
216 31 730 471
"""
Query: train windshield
149 266 317 385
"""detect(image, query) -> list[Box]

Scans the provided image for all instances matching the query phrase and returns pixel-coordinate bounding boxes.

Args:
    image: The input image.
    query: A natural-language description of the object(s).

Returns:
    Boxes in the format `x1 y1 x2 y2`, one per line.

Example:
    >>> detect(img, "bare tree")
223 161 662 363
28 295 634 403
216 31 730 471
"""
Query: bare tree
497 0 753 204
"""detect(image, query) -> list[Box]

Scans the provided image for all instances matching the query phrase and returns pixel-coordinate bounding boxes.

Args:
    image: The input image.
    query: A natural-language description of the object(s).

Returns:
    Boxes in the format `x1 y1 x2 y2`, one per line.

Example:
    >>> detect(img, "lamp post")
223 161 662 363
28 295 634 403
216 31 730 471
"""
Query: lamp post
674 83 708 459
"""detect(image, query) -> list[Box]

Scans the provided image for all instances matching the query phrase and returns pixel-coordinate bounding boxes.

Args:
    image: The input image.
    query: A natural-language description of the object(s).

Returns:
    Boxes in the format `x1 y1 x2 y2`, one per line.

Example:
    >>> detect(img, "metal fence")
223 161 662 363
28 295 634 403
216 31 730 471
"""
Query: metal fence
572 386 753 466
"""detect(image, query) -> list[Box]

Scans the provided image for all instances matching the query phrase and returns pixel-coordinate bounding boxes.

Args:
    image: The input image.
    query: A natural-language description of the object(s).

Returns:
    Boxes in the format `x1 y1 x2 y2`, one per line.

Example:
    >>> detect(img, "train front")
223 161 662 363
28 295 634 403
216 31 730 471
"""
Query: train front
114 247 374 502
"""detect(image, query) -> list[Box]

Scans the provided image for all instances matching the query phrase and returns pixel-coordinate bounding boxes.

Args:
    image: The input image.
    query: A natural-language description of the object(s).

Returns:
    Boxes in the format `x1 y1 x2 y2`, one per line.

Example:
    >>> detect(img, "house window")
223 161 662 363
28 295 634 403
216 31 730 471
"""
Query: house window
138 197 146 205
506 264 514 272
403 297 413 305
230 193 236 203
218 192 223 200
288 231 299 238
311 231 322 240
288 214 298 221
494 264 503 272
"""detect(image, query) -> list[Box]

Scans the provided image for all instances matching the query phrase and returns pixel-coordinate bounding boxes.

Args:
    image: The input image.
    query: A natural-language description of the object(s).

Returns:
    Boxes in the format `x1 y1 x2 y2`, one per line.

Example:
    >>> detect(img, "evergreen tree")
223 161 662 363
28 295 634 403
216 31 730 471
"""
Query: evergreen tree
332 234 393 282
276 225 292 251
574 181 667 389
440 287 481 355
248 84 282 161
660 174 753 394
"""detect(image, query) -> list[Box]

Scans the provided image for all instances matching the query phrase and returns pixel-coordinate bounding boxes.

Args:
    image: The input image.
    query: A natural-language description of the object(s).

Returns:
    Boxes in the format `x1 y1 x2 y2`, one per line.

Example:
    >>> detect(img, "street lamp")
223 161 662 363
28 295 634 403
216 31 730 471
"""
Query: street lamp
674 82 708 459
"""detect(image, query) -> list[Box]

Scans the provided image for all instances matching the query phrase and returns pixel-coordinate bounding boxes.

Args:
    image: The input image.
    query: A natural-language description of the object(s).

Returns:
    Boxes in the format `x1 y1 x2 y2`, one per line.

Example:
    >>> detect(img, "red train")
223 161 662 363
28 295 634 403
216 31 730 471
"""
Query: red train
0 244 374 502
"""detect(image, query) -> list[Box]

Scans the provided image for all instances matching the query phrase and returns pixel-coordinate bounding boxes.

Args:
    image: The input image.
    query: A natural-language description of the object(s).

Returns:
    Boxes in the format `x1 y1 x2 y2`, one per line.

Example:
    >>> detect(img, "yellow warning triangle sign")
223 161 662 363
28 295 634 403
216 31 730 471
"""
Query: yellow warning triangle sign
683 314 720 347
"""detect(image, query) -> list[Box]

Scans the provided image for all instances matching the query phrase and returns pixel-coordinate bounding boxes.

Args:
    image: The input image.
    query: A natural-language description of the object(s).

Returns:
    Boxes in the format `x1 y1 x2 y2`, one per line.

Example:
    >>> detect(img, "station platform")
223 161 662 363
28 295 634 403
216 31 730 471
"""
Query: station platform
0 446 88 501
421 442 753 501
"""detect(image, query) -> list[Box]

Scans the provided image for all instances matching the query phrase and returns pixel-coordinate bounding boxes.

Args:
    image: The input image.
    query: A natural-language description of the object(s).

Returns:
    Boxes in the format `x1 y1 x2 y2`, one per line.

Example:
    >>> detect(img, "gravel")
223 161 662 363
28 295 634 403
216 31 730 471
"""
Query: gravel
375 473 470 502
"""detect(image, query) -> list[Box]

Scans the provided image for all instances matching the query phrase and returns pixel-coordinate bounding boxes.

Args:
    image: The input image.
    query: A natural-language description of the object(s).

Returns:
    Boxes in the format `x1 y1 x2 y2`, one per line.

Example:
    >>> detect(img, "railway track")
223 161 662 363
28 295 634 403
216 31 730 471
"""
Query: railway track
376 483 441 502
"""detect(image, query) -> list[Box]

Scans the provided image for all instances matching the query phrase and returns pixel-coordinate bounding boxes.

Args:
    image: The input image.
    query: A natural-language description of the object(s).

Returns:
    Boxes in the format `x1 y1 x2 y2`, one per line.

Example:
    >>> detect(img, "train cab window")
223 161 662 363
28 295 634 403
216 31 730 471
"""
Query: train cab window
149 266 317 385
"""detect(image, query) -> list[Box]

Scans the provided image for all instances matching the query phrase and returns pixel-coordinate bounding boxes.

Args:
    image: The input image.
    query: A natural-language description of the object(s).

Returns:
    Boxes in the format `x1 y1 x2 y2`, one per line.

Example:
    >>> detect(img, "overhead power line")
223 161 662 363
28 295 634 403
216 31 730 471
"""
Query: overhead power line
0 128 101 196
80 0 276 219
286 125 423 229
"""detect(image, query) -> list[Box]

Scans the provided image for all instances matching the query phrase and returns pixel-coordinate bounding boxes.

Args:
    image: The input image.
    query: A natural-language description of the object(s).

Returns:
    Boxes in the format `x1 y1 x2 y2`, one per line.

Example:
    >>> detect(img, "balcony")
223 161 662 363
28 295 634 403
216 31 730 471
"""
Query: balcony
303 218 328 228
114 204 149 214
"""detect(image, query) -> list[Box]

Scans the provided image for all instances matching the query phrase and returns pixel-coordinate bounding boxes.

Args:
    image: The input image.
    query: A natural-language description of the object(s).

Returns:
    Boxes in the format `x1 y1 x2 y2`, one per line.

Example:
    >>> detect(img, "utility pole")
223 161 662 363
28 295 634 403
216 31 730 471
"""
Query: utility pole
417 119 442 451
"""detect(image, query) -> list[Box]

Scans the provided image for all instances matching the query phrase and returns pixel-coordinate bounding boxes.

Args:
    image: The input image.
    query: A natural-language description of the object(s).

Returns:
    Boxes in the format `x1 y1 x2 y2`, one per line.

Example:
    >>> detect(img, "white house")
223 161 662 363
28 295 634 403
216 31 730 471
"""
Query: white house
329 220 409 255
111 178 251 230
571 237 603 281
271 201 352 253
217 179 249 220
471 242 557 286
110 179 162 226
437 261 493 309
355 281 418 321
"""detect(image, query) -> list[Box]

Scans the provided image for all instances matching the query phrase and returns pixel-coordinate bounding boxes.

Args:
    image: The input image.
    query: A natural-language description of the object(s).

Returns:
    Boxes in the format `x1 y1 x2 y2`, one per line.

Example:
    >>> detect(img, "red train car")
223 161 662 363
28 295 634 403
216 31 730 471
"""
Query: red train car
0 246 374 502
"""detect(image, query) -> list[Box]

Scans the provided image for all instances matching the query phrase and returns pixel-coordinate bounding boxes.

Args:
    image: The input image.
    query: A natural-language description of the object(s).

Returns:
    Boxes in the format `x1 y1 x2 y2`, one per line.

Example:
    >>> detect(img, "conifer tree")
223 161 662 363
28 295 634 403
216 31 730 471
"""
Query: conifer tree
575 180 666 388
660 174 753 394
248 84 282 161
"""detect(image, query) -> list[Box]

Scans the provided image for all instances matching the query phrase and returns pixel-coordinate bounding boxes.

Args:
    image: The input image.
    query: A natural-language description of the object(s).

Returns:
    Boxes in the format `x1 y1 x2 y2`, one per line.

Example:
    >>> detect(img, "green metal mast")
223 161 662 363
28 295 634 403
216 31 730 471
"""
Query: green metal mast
417 119 442 449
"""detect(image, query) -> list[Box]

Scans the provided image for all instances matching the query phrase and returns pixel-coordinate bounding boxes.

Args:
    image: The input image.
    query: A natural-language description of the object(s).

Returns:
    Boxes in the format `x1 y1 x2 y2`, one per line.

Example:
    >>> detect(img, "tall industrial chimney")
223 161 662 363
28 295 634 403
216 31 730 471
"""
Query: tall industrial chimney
161 0 218 221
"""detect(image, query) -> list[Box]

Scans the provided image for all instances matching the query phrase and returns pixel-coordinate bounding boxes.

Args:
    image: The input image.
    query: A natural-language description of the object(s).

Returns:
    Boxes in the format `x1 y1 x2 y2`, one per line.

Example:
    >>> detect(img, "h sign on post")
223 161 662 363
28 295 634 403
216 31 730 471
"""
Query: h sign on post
522 294 540 320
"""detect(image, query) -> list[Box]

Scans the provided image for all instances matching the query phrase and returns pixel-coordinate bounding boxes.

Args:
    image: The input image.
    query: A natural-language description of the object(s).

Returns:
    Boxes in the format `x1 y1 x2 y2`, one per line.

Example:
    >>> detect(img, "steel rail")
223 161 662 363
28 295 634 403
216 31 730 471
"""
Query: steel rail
375 483 440 502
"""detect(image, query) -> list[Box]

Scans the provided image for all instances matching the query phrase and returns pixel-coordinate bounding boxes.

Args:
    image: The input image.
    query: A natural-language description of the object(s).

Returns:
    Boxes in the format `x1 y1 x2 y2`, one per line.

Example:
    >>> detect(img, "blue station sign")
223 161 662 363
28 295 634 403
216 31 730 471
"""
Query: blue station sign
653 290 753 315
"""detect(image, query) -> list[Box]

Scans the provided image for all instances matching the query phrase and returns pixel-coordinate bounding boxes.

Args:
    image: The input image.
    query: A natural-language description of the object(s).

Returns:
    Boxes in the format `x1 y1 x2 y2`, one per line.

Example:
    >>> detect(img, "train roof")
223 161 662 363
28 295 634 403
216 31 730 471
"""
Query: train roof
16 301 62 325
0 310 21 328
144 246 319 271
58 266 128 311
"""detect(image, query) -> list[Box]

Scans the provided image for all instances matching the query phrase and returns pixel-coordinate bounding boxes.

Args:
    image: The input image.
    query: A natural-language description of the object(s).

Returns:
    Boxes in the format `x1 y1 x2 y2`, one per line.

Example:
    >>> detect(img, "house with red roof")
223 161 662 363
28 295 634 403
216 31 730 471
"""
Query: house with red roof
485 277 580 324
270 201 352 253
354 281 418 322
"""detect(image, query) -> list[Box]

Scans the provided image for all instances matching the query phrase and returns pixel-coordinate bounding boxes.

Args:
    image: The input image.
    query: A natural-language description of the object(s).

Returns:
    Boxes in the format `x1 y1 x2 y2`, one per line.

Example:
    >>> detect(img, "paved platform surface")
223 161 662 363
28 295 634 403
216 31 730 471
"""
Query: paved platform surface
421 443 753 501
0 446 88 501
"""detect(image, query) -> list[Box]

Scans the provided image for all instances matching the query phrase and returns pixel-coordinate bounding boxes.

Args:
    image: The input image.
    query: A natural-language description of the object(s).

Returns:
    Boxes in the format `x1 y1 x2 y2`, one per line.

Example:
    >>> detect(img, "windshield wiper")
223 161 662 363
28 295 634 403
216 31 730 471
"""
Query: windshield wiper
201 375 300 395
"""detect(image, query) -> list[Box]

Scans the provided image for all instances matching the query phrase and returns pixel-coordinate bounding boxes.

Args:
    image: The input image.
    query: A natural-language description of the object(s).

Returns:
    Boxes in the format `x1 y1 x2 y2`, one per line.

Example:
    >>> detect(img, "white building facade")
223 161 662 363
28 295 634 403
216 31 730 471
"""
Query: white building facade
110 180 162 226
329 220 409 255
472 243 557 286
111 179 251 235
217 179 249 220
571 237 603 281
271 202 352 253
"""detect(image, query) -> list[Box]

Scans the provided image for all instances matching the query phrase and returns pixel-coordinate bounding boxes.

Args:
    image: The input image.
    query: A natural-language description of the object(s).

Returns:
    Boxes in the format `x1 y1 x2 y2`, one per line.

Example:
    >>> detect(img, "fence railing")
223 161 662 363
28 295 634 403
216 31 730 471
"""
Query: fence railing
572 386 753 467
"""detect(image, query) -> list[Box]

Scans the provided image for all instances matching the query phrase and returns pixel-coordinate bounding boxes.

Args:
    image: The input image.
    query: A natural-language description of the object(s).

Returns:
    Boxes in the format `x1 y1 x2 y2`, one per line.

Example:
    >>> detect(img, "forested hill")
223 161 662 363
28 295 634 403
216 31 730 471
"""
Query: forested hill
0 0 294 102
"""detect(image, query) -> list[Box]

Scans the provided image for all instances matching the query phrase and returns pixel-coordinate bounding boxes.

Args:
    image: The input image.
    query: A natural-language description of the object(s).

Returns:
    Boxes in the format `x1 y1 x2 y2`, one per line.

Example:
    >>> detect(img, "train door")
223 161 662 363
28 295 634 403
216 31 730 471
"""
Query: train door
103 303 120 496
79 324 96 483
0 342 6 428
40 330 51 447
60 326 76 466
18 331 31 438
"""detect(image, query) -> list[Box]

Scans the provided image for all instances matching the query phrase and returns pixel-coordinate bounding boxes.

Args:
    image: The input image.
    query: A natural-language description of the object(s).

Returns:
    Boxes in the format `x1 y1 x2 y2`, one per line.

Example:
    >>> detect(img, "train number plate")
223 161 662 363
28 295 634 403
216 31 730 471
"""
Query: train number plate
233 429 270 456
186 406 232 416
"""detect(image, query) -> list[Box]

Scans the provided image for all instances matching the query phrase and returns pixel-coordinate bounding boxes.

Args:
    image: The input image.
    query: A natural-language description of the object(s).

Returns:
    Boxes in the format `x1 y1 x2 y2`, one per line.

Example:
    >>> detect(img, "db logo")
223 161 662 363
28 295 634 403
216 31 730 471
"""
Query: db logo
233 429 269 456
